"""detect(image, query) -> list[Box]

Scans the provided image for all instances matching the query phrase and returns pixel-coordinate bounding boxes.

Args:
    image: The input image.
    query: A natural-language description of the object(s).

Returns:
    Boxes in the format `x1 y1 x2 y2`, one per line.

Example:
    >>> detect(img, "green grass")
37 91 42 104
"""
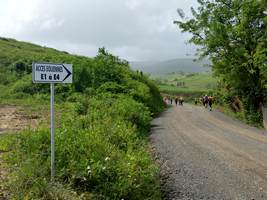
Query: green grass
153 72 217 102
159 84 208 94
0 134 16 152
153 72 217 92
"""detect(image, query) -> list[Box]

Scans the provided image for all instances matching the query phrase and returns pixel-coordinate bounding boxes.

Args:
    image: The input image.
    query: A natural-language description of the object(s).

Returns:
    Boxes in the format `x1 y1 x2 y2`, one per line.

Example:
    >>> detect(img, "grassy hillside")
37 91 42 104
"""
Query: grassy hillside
0 37 94 99
153 72 217 91
0 37 164 199
130 58 210 74
153 72 217 95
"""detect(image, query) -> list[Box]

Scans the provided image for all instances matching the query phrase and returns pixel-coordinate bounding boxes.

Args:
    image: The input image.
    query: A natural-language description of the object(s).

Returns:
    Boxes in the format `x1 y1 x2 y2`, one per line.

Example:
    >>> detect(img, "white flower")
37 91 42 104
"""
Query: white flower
102 166 106 170
87 166 92 174
105 157 110 161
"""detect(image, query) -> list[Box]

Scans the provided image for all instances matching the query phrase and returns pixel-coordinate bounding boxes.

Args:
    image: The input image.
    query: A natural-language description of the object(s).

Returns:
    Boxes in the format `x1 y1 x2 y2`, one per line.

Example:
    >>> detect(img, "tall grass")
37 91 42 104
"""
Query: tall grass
5 93 162 200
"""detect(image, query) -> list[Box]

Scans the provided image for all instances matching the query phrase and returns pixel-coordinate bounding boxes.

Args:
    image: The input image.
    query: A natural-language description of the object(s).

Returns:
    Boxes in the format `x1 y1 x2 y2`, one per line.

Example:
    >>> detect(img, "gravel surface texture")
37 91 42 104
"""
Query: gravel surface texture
150 104 267 200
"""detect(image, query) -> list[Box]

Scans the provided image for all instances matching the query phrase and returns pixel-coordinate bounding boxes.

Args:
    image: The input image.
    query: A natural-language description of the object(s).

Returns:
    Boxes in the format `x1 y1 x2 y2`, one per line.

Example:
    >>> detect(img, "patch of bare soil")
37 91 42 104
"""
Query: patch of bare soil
0 105 39 134
0 104 41 199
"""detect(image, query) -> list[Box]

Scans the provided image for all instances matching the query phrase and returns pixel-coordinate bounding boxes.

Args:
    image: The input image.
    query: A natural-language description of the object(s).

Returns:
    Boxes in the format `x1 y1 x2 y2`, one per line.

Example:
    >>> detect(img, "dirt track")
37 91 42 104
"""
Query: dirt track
0 105 38 134
0 105 39 199
150 104 267 200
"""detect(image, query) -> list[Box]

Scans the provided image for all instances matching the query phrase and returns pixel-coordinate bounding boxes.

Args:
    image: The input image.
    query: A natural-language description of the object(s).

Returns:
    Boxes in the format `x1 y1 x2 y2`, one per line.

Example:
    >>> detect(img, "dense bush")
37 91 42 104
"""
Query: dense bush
211 88 263 126
7 94 161 199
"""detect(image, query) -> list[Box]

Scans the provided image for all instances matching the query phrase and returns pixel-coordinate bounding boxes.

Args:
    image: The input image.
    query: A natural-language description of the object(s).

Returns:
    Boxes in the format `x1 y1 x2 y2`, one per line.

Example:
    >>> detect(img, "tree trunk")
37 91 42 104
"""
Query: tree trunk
243 94 263 126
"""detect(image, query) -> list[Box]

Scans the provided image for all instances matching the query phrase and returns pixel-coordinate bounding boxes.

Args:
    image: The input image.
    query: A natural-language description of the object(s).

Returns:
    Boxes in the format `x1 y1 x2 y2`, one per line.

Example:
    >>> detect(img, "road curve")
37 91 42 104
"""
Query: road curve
150 104 267 200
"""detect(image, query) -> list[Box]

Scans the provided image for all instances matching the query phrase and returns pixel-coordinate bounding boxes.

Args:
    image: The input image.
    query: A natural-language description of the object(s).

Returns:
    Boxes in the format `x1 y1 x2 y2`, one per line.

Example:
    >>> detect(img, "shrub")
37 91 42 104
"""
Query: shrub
97 82 128 94
7 96 161 199
11 75 49 95
75 98 89 115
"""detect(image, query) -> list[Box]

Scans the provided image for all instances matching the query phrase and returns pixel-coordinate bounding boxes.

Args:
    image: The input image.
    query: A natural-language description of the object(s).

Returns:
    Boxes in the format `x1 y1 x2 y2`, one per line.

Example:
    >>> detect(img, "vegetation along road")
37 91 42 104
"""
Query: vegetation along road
150 104 267 200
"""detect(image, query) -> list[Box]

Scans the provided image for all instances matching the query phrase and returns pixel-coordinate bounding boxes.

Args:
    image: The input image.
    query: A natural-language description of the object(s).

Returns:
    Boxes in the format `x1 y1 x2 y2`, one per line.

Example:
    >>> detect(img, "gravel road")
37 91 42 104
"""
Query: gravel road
150 104 267 200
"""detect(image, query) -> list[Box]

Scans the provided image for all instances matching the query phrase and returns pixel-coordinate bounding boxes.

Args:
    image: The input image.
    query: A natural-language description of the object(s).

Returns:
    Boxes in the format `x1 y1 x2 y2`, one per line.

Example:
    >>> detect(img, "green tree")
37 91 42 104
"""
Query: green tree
175 0 267 124
93 47 130 88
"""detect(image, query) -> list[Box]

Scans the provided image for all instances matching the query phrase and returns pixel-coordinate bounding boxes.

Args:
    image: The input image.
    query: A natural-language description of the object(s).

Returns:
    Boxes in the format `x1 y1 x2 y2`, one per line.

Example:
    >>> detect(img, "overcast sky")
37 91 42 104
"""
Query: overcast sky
0 0 199 61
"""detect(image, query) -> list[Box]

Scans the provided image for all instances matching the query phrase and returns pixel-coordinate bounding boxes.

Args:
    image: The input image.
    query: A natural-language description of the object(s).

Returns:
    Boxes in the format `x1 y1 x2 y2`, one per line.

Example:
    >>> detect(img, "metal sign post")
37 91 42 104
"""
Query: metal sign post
50 83 55 180
32 62 72 181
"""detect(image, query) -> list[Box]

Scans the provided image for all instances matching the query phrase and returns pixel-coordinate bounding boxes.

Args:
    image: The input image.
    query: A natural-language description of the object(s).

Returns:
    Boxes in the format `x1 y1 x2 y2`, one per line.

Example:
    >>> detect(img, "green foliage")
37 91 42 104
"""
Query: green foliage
92 48 131 88
7 94 160 199
153 72 217 91
175 0 267 125
97 82 128 94
0 69 16 85
212 88 263 126
11 75 50 95
0 134 16 152
90 93 152 132
74 95 90 115
0 38 164 199
154 72 216 102
130 73 164 115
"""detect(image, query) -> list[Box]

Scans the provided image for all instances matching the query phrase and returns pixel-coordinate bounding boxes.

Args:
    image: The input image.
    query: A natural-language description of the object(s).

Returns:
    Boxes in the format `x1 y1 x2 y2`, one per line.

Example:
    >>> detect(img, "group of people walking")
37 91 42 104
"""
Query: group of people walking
164 96 184 106
195 95 214 111
164 94 215 111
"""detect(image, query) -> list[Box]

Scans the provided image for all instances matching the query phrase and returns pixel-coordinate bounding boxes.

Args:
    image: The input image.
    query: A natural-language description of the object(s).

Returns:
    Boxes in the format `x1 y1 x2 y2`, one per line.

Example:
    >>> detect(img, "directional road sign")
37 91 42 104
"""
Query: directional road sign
32 62 73 181
32 63 72 83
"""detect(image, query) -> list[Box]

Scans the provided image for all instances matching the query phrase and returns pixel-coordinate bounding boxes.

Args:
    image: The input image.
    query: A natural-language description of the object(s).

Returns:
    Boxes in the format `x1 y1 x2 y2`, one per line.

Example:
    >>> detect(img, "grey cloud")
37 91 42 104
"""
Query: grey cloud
1 0 199 61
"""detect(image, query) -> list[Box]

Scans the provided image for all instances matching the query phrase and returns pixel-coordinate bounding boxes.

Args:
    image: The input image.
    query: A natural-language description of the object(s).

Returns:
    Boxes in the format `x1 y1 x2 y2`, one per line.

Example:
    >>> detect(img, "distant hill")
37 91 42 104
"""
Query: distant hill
130 58 210 74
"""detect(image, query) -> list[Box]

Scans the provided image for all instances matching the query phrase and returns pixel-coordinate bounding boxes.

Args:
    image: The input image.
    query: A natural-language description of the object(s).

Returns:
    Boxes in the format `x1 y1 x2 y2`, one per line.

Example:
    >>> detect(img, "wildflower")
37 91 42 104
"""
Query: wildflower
105 157 110 161
87 165 92 174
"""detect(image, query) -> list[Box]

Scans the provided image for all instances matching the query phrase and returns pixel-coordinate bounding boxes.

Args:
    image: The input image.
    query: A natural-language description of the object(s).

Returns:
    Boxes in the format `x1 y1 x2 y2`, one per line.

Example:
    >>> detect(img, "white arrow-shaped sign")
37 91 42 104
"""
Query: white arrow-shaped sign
32 62 73 180
32 63 72 83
